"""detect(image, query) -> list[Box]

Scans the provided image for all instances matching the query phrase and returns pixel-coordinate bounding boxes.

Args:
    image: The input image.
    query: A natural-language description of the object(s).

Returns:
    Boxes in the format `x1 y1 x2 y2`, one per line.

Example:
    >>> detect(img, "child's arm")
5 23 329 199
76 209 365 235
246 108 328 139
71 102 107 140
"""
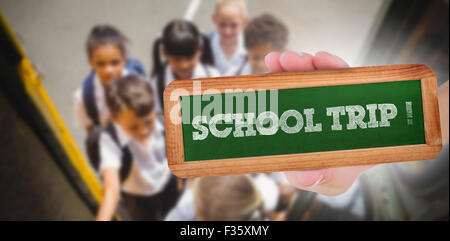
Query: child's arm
73 90 94 133
96 168 121 221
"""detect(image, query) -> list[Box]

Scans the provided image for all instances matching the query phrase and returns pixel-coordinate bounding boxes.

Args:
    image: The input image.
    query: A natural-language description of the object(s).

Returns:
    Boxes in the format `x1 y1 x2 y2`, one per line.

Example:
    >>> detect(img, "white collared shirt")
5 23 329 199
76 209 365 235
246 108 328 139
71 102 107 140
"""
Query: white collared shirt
210 31 247 75
315 179 366 219
98 119 171 196
224 61 252 76
150 63 220 114
73 69 129 129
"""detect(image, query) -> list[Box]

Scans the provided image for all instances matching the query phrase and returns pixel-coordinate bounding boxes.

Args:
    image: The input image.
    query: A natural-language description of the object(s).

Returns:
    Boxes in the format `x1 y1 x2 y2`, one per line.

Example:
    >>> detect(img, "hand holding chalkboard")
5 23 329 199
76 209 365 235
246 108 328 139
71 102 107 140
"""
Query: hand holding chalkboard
163 51 442 193
266 51 378 196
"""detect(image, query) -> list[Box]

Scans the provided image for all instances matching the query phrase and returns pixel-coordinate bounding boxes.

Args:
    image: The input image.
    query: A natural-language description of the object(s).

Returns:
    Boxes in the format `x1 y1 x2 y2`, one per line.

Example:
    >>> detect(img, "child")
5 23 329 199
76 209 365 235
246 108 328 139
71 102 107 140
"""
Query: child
165 174 281 221
226 13 288 75
195 175 262 220
151 19 219 113
96 74 179 221
210 0 248 75
74 25 146 133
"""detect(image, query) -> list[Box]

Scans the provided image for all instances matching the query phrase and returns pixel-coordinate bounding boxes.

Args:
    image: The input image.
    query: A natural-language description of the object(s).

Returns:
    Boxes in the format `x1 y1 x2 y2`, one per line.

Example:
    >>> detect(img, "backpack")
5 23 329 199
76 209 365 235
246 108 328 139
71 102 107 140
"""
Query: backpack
82 57 147 125
85 122 132 182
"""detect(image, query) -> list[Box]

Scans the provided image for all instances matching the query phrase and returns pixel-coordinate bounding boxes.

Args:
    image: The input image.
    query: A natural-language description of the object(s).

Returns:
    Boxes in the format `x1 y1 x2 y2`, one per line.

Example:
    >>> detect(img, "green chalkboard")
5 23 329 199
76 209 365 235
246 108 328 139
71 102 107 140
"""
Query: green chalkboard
180 80 425 162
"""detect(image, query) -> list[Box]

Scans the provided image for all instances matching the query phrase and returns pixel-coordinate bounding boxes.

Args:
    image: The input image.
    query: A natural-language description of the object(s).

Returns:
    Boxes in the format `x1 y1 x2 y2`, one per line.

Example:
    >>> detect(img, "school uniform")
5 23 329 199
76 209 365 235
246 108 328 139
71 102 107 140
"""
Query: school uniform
99 118 179 220
150 63 220 114
209 31 247 75
164 174 279 221
224 58 251 76
314 179 366 219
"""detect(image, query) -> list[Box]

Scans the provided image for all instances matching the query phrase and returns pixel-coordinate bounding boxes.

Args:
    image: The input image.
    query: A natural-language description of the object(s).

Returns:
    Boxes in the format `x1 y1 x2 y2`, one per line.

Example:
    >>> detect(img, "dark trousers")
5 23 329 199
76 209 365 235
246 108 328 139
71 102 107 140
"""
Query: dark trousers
121 175 180 221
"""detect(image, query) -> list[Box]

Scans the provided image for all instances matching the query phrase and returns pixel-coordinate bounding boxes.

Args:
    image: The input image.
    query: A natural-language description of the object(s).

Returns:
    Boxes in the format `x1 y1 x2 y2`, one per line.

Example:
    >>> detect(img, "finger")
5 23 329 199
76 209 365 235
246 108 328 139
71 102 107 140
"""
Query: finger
284 169 331 188
312 51 350 70
284 164 377 196
279 51 315 72
265 52 285 73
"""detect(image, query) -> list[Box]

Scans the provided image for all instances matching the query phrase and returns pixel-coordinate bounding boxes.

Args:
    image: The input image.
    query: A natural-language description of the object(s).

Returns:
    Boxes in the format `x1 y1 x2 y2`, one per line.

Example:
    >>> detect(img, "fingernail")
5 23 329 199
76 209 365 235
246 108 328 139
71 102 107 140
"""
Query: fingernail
310 171 328 187
292 169 330 187
282 51 304 58
334 55 348 65
297 51 313 58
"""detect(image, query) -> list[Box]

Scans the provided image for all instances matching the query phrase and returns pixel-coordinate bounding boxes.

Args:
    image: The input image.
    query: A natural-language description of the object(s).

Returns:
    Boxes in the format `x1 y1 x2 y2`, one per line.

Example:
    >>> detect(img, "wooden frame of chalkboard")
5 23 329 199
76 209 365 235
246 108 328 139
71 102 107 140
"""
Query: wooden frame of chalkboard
163 64 442 178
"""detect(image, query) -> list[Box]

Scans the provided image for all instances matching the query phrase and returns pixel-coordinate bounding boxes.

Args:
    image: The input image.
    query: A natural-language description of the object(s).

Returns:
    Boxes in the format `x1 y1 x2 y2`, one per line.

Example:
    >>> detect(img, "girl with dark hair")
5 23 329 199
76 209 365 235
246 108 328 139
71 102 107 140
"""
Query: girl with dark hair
150 19 220 113
74 25 147 132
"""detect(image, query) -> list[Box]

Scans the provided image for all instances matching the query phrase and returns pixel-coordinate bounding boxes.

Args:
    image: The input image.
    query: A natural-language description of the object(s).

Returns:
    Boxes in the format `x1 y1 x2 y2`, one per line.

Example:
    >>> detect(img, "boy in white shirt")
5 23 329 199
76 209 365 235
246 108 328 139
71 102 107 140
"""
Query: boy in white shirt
210 0 248 75
226 13 289 76
73 26 147 175
96 74 179 221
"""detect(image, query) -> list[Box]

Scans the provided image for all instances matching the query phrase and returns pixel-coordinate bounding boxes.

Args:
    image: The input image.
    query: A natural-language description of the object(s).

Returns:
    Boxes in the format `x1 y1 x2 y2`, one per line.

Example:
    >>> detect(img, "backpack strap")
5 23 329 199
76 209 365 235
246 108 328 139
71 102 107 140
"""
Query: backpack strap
126 57 147 78
156 63 167 113
203 63 211 78
105 122 132 183
85 125 103 171
234 56 248 76
82 70 100 126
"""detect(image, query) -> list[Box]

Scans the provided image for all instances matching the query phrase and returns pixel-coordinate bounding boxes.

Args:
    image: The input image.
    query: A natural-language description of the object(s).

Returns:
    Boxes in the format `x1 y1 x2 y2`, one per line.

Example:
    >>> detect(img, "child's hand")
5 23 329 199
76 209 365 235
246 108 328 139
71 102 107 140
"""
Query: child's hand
265 51 377 196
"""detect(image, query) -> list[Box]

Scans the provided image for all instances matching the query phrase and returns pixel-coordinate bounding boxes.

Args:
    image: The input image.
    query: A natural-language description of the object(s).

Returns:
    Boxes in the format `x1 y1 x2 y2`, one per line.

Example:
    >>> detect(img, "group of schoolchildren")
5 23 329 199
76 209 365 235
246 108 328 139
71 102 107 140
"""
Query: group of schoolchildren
73 0 295 221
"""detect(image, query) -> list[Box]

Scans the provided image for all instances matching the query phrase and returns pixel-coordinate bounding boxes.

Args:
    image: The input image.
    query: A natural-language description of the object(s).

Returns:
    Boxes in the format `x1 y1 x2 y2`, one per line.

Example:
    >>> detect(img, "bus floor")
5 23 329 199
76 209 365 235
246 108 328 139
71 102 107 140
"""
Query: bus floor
0 90 94 220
